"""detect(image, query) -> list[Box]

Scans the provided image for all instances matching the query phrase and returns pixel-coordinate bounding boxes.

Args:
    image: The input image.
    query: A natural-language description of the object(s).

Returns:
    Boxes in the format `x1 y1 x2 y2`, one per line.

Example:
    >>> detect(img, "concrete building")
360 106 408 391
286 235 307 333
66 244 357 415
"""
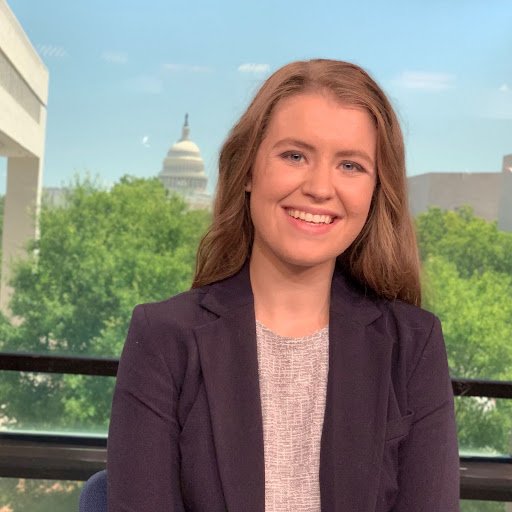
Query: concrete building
0 0 49 314
497 154 512 232
158 114 212 210
408 154 512 231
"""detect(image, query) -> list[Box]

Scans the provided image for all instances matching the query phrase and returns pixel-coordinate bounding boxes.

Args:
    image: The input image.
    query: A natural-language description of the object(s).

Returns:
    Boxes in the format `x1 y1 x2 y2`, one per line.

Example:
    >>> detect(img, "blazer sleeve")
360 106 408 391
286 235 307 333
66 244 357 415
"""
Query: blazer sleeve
107 305 185 512
394 316 460 512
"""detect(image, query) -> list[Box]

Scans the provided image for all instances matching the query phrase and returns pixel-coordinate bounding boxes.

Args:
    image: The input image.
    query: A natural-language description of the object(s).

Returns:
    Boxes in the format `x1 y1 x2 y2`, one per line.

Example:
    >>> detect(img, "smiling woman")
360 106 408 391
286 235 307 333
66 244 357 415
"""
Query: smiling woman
107 59 460 512
194 59 421 307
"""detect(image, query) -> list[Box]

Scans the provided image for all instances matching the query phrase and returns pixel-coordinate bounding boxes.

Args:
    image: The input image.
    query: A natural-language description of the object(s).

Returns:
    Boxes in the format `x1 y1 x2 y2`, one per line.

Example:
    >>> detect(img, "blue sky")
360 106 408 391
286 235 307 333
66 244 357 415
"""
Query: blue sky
2 0 512 194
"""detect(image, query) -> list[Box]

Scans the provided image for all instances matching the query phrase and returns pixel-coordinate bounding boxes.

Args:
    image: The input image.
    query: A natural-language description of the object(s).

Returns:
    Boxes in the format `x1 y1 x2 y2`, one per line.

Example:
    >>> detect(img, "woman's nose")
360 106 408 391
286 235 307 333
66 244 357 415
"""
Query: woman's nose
301 162 334 201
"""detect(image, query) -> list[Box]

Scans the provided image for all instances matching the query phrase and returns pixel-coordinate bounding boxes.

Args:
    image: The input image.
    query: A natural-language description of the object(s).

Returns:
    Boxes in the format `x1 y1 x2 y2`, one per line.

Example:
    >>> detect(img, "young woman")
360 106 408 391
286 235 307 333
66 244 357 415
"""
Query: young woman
107 59 460 511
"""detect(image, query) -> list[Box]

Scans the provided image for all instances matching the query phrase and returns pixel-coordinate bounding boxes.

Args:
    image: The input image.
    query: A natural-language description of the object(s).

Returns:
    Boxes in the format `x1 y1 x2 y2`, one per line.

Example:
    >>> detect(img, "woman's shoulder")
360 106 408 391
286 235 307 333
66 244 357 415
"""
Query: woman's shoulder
132 286 212 332
333 268 438 335
120 288 214 379
377 297 446 382
381 297 438 334
337 271 443 363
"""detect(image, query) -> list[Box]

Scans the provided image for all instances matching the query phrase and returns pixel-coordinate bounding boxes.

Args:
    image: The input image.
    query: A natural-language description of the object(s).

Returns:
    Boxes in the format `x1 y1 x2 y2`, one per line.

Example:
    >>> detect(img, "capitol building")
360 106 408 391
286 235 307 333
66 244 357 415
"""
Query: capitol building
158 114 212 210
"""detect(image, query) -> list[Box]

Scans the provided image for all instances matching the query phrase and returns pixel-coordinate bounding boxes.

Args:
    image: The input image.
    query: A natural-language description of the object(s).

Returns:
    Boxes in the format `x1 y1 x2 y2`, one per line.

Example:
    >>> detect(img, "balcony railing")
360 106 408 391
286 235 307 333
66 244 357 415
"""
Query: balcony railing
1 351 511 501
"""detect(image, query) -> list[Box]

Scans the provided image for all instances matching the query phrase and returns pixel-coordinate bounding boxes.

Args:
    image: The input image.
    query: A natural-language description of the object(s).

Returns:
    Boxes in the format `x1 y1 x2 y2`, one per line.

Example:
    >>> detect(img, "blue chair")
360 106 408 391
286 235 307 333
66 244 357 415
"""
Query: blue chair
79 469 107 512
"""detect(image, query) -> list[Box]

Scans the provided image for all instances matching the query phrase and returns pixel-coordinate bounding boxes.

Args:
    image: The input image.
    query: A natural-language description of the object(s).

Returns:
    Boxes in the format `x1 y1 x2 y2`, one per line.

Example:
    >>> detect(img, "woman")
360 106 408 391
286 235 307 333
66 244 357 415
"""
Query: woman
107 59 460 511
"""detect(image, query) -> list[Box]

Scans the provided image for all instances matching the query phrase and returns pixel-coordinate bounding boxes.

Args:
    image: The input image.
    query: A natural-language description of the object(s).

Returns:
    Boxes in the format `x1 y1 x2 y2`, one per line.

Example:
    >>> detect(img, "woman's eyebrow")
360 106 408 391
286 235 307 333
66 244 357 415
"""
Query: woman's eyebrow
273 138 375 167
273 138 315 152
335 149 375 168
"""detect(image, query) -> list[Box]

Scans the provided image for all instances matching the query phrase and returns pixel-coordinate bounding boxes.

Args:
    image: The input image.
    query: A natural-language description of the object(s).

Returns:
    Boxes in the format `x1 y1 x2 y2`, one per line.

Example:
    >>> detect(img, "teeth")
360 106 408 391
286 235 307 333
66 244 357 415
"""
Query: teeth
287 209 333 224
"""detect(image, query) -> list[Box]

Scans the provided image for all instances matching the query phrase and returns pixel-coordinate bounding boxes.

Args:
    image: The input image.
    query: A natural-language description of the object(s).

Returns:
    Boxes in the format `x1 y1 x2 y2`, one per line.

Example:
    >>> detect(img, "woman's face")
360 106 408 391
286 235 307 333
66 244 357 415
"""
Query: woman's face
247 91 377 272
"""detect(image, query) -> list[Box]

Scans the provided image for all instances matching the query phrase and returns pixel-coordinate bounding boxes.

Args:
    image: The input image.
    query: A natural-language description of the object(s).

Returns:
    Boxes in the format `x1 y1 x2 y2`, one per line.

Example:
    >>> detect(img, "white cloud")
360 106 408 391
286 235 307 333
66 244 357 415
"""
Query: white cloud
189 65 211 73
101 51 128 64
141 135 150 148
164 63 181 71
499 83 510 93
125 75 163 95
238 63 270 74
394 71 456 91
37 44 67 58
163 63 212 73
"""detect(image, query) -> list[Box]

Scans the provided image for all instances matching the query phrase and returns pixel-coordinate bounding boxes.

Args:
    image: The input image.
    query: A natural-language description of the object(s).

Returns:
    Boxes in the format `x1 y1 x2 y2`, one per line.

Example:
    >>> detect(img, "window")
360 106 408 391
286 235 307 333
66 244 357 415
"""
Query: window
1 0 511 509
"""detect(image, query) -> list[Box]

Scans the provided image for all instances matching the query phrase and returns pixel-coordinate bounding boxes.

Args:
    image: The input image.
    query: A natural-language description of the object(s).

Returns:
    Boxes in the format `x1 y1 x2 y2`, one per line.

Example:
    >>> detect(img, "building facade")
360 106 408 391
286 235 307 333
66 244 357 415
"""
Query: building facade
0 1 49 313
408 154 512 231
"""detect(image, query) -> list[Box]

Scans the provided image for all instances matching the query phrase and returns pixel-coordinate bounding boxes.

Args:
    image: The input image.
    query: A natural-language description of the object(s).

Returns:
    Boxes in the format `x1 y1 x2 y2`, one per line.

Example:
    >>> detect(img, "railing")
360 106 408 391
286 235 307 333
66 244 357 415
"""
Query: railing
1 352 512 501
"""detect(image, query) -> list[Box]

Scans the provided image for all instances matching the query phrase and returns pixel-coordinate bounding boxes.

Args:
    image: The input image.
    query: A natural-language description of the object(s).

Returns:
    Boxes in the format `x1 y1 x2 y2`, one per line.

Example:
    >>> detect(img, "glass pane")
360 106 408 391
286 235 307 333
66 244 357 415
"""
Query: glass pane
1 0 509 366
0 372 114 434
461 501 511 512
1 5 511 511
0 478 82 512
0 181 210 358
456 397 512 457
418 207 512 382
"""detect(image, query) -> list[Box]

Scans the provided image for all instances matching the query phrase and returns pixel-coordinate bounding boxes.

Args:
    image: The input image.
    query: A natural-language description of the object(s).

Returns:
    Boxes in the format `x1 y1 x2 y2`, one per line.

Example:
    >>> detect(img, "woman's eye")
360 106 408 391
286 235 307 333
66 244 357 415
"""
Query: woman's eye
282 152 304 163
341 161 364 172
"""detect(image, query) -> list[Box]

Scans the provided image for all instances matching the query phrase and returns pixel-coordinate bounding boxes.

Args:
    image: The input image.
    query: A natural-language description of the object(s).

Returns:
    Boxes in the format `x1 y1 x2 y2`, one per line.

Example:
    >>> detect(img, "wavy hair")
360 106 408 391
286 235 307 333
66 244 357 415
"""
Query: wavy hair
192 59 421 306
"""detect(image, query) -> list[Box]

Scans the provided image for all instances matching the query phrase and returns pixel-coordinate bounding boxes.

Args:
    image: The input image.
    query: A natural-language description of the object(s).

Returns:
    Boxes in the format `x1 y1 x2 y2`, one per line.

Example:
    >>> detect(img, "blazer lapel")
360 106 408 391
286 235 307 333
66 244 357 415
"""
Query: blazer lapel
194 265 394 512
320 272 394 511
194 265 265 512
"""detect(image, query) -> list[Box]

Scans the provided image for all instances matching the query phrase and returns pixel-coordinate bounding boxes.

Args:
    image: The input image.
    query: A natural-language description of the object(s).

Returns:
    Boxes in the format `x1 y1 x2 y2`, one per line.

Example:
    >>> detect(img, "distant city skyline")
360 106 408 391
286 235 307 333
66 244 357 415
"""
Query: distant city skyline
1 0 511 195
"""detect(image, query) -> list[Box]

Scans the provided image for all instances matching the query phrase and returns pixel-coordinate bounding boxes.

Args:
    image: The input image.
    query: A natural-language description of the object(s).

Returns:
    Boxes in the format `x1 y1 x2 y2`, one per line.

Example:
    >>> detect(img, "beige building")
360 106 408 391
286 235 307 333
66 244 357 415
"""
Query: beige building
0 0 49 313
408 154 512 231
498 154 512 232
158 114 212 210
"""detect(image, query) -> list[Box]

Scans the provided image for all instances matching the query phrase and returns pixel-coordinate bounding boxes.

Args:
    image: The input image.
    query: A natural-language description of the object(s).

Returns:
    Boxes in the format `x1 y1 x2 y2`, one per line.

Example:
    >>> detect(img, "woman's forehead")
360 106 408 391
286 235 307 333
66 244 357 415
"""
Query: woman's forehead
261 93 376 153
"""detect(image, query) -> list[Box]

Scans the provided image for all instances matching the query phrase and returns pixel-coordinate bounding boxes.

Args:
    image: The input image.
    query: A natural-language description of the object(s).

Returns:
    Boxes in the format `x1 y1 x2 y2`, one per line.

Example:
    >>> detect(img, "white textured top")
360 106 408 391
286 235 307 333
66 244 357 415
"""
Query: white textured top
256 321 329 512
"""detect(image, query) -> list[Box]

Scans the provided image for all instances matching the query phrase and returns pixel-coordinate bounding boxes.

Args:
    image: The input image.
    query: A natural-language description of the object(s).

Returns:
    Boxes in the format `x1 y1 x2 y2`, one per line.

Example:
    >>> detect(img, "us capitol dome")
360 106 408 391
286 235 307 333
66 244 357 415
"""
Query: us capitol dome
158 114 212 209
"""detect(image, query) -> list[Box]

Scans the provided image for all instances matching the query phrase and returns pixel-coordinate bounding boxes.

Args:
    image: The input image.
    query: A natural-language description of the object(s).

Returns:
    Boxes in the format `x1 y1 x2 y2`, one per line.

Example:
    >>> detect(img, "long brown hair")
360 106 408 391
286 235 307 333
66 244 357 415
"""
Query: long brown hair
193 59 421 306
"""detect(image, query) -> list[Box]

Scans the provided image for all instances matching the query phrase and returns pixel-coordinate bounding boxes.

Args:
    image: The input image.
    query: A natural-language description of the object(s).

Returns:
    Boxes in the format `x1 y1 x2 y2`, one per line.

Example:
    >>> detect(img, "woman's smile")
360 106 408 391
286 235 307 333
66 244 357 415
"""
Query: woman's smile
285 208 335 225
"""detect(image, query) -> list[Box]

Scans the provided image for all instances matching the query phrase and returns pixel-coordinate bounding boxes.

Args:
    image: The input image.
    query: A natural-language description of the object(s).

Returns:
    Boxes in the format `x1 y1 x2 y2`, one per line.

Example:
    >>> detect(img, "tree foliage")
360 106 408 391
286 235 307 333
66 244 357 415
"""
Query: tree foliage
422 256 512 380
0 479 82 512
3 176 209 356
416 205 512 278
0 176 210 431
417 206 512 460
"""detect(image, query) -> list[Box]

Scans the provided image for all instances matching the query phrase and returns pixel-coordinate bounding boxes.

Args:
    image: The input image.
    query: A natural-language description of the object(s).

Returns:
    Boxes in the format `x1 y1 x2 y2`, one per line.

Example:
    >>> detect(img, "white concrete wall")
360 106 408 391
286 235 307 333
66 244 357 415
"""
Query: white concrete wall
0 157 43 311
0 0 48 314
0 70 46 158
0 1 48 104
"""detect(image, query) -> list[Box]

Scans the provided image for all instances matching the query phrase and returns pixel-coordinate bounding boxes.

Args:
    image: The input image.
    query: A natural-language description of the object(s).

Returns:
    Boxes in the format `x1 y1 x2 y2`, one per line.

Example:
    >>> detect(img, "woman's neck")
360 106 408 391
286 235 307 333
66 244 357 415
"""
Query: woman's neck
249 250 335 338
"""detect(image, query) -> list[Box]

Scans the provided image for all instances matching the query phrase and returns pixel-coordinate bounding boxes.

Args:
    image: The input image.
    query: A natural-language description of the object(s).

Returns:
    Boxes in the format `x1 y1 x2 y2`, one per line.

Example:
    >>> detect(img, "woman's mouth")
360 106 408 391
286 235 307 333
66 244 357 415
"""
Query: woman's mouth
286 208 335 225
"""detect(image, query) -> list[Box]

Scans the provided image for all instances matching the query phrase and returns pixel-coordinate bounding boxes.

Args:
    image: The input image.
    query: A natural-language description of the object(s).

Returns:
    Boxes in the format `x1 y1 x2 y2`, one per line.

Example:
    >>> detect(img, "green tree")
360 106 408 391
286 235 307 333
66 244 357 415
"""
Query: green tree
0 479 82 512
417 207 512 461
422 256 512 455
422 256 512 380
0 176 210 431
416 205 512 278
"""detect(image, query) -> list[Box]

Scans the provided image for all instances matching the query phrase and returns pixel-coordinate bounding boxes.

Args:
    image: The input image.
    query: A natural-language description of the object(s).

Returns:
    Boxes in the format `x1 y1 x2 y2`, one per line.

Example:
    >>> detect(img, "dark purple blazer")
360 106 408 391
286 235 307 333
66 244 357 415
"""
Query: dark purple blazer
107 265 460 511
